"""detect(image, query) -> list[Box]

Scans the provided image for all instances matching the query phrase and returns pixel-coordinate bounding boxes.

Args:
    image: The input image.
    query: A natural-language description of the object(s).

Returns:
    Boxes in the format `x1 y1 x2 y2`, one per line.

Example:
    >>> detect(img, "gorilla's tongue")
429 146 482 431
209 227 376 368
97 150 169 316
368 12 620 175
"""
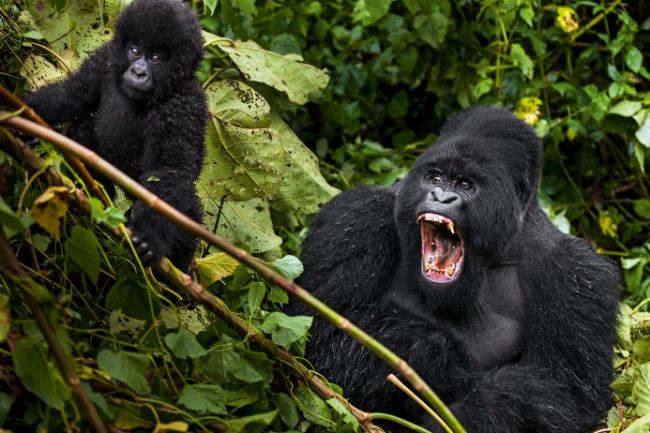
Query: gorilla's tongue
419 213 463 282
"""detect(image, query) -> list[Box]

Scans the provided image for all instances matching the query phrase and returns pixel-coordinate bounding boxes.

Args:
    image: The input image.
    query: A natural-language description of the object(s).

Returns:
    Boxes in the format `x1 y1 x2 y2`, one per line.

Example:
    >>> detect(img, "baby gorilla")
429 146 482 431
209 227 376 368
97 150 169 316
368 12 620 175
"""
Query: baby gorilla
23 0 207 271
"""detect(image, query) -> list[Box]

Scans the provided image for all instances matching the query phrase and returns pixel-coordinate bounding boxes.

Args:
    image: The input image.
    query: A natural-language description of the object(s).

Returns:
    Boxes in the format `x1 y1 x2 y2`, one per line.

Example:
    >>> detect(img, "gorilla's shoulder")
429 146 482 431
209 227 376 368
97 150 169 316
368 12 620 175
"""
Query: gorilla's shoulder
301 186 398 276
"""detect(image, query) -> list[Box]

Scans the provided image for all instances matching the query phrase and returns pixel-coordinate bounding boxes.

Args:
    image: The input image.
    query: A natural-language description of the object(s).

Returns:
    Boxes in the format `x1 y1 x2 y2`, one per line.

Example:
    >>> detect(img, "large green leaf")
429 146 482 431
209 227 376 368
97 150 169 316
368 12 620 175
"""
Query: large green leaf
198 196 282 254
14 337 70 409
223 410 278 433
200 80 284 201
97 349 151 395
64 225 101 285
260 312 312 349
23 0 114 70
105 276 160 320
632 364 650 416
177 384 228 415
353 0 393 26
164 328 207 360
268 112 339 213
207 35 329 105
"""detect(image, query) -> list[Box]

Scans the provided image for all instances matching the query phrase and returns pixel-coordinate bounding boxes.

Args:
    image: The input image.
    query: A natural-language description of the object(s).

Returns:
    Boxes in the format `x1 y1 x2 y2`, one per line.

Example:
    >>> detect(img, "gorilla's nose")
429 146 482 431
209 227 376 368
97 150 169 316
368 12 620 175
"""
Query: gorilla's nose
432 187 459 204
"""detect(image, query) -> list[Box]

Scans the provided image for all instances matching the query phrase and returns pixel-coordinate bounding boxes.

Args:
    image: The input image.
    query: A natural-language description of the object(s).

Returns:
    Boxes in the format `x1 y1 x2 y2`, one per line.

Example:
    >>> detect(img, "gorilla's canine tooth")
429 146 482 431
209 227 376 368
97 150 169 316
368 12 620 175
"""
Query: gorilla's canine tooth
448 222 455 235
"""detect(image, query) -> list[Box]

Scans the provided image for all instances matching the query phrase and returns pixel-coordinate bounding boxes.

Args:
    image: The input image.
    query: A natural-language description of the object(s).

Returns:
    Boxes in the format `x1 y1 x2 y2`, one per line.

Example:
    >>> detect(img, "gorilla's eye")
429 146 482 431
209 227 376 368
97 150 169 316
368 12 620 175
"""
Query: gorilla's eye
456 179 472 190
130 47 142 57
150 54 162 64
432 175 443 184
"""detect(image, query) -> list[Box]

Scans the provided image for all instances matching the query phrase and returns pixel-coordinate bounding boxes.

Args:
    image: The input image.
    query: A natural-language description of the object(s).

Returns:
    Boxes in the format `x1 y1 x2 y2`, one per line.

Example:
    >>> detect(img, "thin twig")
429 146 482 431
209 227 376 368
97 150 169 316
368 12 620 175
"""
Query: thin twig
388 374 453 433
0 113 466 433
0 230 108 433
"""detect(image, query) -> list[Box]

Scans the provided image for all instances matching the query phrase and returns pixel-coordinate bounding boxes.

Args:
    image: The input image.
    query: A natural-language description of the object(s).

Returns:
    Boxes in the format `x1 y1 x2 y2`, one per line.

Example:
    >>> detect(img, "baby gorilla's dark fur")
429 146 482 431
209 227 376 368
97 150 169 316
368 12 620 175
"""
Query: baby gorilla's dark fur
294 107 620 432
23 0 207 271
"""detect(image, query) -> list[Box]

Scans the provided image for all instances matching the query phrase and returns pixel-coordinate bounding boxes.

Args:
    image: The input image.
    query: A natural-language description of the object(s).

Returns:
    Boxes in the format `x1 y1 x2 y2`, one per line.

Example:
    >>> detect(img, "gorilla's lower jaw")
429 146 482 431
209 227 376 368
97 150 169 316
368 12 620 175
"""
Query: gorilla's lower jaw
419 212 464 282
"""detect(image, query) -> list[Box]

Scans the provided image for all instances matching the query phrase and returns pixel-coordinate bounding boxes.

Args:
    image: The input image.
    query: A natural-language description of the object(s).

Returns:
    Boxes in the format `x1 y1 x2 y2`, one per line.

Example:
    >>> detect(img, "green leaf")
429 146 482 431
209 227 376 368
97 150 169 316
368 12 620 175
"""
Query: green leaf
64 225 100 285
623 413 650 433
626 47 643 73
296 386 333 427
0 392 15 425
195 252 240 287
105 276 160 320
635 111 650 147
633 364 650 415
609 100 642 118
277 393 299 428
177 384 228 415
165 328 207 360
633 199 650 219
260 312 312 349
247 281 266 314
204 347 274 384
223 410 278 433
213 37 329 104
0 197 26 234
267 112 339 213
327 397 359 430
199 197 282 254
232 0 256 16
387 90 409 119
352 0 393 26
271 255 304 280
413 12 448 49
510 43 534 79
200 80 284 201
97 349 151 395
89 197 126 227
14 337 71 409
473 78 494 99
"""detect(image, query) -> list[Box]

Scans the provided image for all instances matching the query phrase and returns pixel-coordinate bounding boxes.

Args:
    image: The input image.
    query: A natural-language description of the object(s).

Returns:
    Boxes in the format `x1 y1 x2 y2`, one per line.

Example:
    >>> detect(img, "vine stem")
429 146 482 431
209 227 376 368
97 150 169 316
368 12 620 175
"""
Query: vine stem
0 230 108 433
0 112 467 433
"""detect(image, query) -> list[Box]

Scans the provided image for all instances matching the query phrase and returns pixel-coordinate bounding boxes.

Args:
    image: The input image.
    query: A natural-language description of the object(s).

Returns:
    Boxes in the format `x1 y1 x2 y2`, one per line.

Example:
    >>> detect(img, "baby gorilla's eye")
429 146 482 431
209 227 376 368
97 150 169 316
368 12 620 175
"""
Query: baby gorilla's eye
150 54 162 64
130 47 142 57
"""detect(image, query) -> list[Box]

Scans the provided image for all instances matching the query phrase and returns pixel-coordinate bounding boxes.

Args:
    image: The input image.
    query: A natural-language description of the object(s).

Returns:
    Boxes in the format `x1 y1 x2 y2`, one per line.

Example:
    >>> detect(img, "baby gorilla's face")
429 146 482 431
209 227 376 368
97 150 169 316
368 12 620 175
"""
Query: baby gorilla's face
121 43 168 98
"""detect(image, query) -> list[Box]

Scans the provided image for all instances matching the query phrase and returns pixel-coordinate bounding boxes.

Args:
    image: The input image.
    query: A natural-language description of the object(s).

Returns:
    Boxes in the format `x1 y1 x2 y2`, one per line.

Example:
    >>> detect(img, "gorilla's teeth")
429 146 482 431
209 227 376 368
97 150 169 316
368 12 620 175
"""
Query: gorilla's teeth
448 222 455 235
446 264 456 276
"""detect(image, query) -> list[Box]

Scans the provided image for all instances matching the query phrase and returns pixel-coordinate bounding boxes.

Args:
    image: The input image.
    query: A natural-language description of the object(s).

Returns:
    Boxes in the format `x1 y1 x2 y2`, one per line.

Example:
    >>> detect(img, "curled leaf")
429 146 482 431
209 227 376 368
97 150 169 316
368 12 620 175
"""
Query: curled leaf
31 186 70 240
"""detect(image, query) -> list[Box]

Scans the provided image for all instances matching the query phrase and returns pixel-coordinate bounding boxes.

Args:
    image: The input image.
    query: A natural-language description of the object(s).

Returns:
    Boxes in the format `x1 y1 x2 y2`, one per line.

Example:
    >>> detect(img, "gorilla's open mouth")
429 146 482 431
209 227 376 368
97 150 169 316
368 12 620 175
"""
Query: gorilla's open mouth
418 213 464 283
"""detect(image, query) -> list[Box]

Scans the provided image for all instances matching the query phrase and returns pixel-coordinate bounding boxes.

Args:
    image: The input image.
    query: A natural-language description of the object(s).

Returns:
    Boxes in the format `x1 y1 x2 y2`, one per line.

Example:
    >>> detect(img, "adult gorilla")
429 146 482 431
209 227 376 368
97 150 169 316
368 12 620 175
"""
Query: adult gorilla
295 107 620 432
23 0 206 271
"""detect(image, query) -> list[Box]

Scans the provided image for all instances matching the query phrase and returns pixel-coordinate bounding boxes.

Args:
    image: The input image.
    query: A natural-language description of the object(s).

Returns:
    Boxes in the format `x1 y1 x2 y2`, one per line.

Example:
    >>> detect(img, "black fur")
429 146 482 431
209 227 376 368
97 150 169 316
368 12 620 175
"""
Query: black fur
23 0 207 271
294 107 620 432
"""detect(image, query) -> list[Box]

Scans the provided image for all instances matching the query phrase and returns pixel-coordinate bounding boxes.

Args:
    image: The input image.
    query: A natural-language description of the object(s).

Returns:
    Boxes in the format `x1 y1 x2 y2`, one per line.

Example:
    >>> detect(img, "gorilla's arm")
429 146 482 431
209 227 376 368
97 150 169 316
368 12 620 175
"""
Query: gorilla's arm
22 45 109 125
130 83 207 270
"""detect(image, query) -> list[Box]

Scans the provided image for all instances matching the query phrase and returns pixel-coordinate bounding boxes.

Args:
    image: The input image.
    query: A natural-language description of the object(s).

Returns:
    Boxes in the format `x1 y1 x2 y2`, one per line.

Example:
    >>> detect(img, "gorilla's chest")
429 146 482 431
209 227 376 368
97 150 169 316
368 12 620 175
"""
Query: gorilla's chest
94 91 146 177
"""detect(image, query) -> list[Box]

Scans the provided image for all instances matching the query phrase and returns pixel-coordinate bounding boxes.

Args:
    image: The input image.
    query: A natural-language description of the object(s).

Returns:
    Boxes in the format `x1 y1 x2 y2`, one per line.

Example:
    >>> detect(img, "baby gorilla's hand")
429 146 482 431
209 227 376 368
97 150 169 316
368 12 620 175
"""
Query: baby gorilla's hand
131 234 156 266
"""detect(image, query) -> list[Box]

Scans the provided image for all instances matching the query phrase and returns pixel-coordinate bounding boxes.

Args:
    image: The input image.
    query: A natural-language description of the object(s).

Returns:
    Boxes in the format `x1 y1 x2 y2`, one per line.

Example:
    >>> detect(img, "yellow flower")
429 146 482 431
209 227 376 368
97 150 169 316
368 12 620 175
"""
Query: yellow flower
513 97 543 126
598 212 618 238
556 6 579 33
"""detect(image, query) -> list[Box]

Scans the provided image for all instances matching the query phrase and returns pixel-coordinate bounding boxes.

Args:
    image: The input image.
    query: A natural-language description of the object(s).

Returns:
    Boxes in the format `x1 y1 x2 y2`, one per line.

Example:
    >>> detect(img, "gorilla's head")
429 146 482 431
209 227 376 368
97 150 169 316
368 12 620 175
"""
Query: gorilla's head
111 0 203 101
395 107 542 308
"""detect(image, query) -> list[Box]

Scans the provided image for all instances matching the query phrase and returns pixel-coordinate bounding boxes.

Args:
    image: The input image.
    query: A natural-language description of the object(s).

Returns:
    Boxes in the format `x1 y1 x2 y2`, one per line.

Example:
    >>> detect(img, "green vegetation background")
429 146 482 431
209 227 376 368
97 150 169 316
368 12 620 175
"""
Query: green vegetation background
0 0 649 432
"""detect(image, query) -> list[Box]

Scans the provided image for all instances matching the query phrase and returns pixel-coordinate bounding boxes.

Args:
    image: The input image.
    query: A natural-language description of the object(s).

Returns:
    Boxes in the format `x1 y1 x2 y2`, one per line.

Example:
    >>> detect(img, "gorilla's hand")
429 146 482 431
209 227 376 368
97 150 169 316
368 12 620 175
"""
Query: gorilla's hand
130 233 157 266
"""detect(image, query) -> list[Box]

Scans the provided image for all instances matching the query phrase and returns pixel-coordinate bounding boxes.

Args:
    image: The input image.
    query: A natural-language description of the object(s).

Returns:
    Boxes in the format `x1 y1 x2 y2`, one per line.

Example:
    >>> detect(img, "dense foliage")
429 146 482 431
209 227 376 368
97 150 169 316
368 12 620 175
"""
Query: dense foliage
0 0 649 432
